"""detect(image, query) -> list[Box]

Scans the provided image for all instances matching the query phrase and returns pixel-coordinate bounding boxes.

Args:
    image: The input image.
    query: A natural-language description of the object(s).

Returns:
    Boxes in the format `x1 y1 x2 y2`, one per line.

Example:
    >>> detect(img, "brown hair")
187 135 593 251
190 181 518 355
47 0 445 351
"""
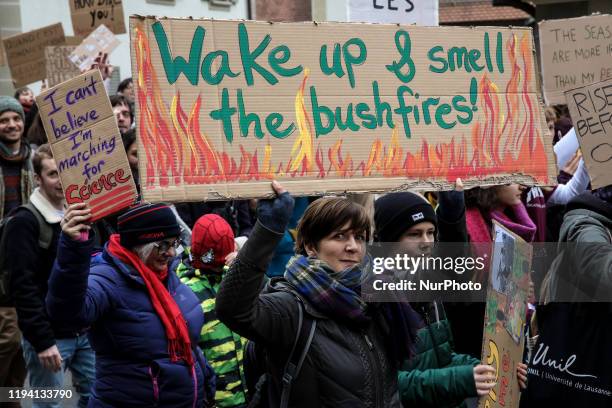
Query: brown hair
32 144 53 176
26 112 48 147
465 186 502 214
544 106 557 123
294 197 371 256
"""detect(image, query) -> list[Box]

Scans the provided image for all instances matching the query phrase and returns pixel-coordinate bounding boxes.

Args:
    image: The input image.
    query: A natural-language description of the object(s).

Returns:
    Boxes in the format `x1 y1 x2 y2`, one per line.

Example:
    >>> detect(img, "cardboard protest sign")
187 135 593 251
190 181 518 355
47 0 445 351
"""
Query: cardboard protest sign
69 0 126 37
130 17 556 202
0 40 5 66
35 70 138 221
348 0 438 25
65 36 84 46
480 222 532 408
70 24 119 71
565 78 612 189
2 23 65 87
45 46 81 87
538 14 612 105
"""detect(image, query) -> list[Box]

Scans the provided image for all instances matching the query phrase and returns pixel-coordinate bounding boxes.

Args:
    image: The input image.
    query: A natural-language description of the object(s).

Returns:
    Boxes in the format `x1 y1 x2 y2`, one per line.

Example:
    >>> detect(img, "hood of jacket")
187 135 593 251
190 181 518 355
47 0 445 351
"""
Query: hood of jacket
560 192 612 244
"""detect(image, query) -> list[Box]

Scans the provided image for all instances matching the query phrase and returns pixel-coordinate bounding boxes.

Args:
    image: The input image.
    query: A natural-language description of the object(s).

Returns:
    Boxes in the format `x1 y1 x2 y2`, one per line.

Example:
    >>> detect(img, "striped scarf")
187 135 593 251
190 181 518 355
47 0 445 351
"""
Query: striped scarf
285 255 369 324
284 255 419 362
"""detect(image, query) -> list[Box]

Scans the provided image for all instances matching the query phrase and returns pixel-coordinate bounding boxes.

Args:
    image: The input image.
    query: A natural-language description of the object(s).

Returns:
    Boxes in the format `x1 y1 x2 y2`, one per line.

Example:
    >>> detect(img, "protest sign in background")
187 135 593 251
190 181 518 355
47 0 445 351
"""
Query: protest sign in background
538 14 612 106
565 77 612 189
65 36 84 46
0 40 5 66
36 70 137 221
70 24 120 71
480 222 531 408
69 0 126 37
130 17 556 202
45 45 81 87
347 0 438 25
2 23 65 87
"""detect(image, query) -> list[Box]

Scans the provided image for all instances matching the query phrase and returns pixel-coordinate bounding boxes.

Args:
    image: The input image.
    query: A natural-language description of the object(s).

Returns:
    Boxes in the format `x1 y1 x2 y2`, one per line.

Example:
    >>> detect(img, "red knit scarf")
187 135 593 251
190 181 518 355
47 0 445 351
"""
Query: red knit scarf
107 235 194 367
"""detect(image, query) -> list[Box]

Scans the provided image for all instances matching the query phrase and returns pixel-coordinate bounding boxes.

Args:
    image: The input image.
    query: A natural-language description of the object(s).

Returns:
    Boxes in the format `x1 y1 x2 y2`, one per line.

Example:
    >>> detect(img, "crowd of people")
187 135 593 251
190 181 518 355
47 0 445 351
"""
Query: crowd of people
0 51 610 408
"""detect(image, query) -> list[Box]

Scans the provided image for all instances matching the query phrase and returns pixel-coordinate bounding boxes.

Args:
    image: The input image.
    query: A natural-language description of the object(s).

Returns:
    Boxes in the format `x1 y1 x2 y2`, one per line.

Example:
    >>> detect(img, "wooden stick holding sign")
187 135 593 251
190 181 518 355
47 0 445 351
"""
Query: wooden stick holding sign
35 70 138 222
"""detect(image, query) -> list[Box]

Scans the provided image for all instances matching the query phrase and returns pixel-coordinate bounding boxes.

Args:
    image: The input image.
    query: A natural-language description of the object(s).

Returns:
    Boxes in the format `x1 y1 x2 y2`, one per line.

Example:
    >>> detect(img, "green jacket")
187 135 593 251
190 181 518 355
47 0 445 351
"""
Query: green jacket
175 257 248 408
399 303 479 408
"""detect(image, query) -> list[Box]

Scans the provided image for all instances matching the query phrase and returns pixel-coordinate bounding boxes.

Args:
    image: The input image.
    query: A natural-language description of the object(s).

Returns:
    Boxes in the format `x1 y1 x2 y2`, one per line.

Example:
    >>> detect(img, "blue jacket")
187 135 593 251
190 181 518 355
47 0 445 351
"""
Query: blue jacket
46 233 215 407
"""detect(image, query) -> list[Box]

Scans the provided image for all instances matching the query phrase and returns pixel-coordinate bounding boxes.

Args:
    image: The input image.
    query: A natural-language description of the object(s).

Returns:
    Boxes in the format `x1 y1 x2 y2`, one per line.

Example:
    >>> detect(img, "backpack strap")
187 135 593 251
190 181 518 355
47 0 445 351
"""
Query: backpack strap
279 295 317 408
22 202 53 250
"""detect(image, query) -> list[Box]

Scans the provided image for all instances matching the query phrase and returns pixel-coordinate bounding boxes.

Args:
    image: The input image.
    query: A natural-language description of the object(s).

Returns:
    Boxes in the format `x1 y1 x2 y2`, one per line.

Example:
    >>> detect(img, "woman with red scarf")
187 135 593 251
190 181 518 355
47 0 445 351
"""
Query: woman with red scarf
46 202 215 407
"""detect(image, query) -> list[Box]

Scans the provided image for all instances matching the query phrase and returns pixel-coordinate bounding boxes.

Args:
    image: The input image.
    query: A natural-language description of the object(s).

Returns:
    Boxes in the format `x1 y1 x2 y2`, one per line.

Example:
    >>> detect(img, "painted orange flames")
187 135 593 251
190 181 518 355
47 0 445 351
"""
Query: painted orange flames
134 24 550 191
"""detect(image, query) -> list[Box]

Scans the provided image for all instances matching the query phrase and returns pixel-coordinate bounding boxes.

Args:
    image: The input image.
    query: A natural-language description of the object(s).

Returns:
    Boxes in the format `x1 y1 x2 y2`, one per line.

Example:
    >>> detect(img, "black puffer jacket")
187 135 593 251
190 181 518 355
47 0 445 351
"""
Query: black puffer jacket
216 222 400 408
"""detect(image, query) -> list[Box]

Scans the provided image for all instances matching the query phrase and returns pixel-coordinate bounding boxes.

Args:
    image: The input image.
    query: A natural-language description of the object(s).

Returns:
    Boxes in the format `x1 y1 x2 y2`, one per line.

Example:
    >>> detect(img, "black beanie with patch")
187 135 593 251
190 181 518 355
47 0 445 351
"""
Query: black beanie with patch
374 192 438 242
117 203 180 248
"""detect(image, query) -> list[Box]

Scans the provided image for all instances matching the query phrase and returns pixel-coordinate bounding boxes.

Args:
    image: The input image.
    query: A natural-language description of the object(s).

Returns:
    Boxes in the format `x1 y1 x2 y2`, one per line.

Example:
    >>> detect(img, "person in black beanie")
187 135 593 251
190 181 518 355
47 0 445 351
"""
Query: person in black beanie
374 181 505 408
46 202 216 407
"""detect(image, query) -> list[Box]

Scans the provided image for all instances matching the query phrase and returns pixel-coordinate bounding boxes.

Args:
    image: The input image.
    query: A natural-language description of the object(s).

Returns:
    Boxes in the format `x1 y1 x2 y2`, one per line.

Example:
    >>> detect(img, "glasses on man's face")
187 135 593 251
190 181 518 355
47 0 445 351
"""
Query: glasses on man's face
153 239 181 254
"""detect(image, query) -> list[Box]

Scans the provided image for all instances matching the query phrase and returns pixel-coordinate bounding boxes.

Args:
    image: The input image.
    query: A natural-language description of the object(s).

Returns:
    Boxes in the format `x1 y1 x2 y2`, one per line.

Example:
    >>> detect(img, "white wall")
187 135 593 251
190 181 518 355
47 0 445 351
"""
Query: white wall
325 0 348 22
18 0 249 94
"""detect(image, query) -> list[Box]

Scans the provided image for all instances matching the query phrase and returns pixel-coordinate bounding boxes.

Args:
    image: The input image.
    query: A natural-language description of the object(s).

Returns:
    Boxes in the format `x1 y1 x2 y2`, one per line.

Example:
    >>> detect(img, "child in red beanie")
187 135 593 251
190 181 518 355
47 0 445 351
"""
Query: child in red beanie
173 214 247 408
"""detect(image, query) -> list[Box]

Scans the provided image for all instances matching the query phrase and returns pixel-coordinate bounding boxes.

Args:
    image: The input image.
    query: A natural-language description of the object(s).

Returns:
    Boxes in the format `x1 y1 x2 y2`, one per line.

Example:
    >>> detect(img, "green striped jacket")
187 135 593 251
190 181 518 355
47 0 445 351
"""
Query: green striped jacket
176 257 248 408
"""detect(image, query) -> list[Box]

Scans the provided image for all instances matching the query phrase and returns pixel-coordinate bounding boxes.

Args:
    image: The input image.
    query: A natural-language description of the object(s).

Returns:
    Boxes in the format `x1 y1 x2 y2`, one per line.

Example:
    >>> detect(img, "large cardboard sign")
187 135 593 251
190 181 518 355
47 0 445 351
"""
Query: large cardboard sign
565 78 612 189
69 0 126 37
130 17 556 202
538 14 612 105
35 70 138 221
0 40 5 66
70 24 120 71
480 222 531 408
348 0 438 25
45 46 81 87
2 23 65 87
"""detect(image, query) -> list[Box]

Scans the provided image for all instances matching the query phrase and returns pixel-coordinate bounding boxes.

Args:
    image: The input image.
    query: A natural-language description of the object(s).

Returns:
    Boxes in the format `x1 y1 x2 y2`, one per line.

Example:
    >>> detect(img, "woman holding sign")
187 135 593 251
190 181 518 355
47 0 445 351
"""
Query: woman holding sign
216 181 420 407
46 202 216 407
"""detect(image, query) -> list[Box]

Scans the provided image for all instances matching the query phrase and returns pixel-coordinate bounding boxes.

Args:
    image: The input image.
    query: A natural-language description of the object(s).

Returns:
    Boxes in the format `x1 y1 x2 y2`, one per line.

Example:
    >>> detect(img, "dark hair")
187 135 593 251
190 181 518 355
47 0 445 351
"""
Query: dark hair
26 113 48 147
465 186 503 214
109 94 133 123
14 87 32 99
295 197 371 256
122 128 136 151
117 77 133 94
110 94 130 109
32 144 53 175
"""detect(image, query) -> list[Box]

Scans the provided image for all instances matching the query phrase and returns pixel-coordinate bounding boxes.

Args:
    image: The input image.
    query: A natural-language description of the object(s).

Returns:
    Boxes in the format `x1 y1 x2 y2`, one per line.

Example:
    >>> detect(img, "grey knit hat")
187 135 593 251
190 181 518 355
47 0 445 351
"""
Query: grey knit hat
0 96 25 121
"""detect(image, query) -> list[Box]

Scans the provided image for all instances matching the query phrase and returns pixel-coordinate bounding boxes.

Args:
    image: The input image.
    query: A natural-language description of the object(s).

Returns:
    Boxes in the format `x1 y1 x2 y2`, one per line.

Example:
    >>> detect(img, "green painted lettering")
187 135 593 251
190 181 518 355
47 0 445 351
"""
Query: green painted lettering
428 46 448 73
435 103 456 129
319 43 345 80
373 81 394 129
496 32 505 73
237 89 264 139
152 22 203 85
309 86 335 137
448 47 469 72
268 45 303 77
386 30 416 83
355 102 376 129
202 50 239 85
342 38 367 88
209 88 237 143
238 23 277 86
266 112 295 139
